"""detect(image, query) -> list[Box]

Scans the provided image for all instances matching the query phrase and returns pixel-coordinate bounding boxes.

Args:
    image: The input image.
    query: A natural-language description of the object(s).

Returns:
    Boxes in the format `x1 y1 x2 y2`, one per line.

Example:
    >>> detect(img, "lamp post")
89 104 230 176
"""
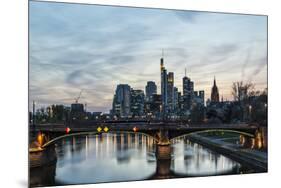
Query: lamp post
160 104 163 121
249 105 252 122
32 101 36 138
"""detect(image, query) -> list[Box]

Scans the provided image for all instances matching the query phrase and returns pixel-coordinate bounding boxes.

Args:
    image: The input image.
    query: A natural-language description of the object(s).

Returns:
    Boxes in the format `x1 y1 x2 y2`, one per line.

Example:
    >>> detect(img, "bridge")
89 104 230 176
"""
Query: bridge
30 122 259 145
31 122 258 145
30 121 260 163
29 121 267 185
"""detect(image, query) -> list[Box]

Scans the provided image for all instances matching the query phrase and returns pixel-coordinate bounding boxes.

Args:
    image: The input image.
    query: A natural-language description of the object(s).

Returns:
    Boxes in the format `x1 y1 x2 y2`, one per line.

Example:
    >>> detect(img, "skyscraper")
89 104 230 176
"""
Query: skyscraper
167 72 174 112
194 90 205 106
145 81 157 102
173 87 179 111
160 53 168 114
150 94 162 118
178 91 183 111
211 77 220 103
130 89 145 117
199 90 205 106
182 69 194 111
112 84 131 117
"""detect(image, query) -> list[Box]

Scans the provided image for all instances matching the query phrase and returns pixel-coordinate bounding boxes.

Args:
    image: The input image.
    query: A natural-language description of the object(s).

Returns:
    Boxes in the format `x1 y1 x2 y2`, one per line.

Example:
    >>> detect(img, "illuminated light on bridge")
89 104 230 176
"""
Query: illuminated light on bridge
37 132 44 147
255 132 263 149
257 139 263 149
133 126 138 132
251 138 255 149
65 127 71 134
97 126 102 133
240 135 245 145
104 126 109 132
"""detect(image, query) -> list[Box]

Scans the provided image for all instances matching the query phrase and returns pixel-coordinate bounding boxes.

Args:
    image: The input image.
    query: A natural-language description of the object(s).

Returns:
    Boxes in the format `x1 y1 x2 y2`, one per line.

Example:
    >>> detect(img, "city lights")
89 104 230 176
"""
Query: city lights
104 126 109 132
65 127 71 134
37 132 44 147
97 127 102 133
133 126 138 132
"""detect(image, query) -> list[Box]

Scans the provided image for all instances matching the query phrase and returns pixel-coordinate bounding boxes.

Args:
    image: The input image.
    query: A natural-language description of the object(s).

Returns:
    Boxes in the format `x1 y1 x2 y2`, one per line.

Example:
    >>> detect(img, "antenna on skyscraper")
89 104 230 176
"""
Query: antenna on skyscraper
162 48 164 58
185 68 187 77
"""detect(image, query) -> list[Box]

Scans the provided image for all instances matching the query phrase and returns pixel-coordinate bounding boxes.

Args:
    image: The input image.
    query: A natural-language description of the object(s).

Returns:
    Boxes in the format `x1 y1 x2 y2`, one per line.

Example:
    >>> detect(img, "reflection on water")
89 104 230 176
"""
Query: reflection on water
30 133 255 187
171 137 243 176
55 133 157 184
240 128 267 150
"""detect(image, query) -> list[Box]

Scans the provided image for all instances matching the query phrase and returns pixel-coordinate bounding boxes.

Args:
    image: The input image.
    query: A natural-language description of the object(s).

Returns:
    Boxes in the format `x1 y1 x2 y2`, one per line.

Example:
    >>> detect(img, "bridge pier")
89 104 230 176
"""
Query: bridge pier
156 128 172 160
155 143 172 179
155 157 172 179
156 143 171 160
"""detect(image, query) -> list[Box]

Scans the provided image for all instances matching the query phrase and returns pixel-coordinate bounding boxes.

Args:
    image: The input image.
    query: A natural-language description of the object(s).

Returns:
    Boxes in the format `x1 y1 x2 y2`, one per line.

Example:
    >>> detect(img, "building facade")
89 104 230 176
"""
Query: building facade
112 84 131 118
167 72 174 112
173 87 179 111
194 90 205 106
182 74 194 111
130 89 145 117
145 81 157 102
70 103 84 119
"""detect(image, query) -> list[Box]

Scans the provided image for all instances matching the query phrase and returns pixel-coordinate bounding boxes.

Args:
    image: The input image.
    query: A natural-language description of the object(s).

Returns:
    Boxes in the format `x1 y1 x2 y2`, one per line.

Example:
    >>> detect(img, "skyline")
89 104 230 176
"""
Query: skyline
29 1 267 113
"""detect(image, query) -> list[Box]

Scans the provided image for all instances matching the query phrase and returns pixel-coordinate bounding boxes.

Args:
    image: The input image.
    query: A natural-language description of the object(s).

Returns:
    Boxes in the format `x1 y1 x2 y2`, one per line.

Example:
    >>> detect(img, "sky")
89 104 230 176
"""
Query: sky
29 1 267 113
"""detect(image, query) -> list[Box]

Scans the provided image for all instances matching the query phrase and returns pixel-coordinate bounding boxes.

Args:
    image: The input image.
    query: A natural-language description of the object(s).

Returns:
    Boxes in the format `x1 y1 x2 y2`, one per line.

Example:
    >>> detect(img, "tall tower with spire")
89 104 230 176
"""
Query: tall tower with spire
211 76 220 103
160 49 168 114
160 49 164 72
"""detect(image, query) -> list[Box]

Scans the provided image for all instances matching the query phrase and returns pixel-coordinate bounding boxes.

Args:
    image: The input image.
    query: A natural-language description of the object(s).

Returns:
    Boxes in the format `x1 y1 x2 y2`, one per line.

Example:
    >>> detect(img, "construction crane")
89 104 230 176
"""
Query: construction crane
75 89 83 103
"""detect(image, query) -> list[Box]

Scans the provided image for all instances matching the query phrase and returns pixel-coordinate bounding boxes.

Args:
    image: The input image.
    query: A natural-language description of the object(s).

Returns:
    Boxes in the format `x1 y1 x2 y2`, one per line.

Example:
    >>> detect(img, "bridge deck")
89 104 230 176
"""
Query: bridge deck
31 123 258 148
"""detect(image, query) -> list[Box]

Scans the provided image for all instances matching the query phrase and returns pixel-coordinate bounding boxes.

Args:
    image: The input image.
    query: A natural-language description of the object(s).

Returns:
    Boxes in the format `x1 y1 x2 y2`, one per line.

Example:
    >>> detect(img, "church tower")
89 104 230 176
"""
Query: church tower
211 76 220 103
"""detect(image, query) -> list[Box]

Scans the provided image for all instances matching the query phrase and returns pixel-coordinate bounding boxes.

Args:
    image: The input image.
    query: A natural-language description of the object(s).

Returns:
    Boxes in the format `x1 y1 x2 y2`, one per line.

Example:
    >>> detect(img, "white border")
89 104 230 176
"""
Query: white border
1 0 280 188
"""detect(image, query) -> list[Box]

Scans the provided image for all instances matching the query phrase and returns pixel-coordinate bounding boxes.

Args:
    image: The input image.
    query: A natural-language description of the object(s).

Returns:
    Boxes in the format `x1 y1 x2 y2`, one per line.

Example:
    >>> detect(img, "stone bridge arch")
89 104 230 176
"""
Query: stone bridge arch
168 129 255 141
42 131 159 148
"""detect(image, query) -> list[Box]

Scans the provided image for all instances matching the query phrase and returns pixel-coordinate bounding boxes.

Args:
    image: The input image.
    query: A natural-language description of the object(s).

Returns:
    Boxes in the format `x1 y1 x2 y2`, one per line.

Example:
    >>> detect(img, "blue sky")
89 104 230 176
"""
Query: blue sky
29 1 267 113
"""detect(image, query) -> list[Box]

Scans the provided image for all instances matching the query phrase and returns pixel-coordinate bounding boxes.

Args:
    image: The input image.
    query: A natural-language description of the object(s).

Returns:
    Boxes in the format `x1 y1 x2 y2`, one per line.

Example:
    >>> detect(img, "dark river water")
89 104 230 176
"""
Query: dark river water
30 133 255 187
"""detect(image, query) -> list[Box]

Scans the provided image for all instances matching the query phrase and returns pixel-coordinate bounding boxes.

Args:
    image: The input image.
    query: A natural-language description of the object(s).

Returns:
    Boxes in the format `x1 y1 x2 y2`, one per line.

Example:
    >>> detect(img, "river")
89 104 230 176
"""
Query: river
30 132 256 187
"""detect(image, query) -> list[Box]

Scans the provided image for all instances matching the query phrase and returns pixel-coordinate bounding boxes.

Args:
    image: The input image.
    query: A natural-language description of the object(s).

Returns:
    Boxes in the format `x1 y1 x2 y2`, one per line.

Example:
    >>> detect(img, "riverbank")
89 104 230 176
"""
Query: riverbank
187 134 267 172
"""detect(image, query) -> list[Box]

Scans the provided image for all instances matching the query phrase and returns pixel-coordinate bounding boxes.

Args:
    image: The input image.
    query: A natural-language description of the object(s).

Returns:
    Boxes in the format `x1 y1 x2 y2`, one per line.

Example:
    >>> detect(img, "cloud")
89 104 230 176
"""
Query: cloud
174 10 201 23
241 47 252 80
29 1 267 112
210 44 238 55
247 56 267 82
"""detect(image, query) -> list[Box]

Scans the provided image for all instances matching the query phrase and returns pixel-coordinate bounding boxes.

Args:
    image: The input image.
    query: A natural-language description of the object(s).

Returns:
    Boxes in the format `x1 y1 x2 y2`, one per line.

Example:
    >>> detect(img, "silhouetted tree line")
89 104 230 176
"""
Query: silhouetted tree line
190 103 205 124
31 105 71 124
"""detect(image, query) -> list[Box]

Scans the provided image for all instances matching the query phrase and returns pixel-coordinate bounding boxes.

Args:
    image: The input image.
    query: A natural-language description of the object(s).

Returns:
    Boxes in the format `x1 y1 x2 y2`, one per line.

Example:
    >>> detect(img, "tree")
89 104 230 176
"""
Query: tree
250 88 268 126
231 82 267 125
190 103 205 124
231 81 255 122
232 81 255 102
51 105 64 121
